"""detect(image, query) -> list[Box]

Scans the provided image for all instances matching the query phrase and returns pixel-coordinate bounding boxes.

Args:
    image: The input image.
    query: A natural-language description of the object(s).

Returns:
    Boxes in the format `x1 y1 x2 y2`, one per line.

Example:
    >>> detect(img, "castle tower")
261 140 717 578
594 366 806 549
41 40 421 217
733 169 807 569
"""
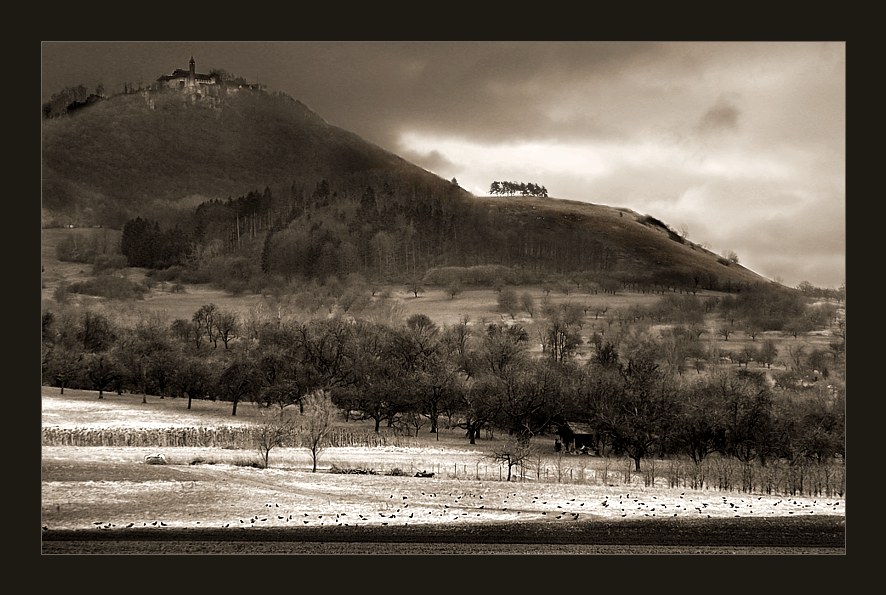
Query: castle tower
189 56 196 82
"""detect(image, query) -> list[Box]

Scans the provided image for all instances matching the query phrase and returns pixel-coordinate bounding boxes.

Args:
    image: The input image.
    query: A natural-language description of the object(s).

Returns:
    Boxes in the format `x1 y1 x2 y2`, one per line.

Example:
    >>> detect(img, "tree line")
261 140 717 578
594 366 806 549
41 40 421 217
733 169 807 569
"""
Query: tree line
489 181 548 197
111 174 763 298
42 84 106 119
42 296 845 488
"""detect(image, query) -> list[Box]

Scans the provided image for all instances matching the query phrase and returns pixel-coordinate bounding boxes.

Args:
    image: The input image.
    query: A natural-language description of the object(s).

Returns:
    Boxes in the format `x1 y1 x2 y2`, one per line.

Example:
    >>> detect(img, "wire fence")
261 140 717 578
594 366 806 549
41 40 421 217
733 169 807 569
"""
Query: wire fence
41 427 844 498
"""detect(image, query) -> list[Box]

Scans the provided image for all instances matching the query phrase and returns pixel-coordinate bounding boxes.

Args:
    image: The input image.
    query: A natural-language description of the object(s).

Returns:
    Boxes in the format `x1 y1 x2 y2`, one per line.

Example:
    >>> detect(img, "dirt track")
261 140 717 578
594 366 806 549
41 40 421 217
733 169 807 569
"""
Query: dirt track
41 516 845 554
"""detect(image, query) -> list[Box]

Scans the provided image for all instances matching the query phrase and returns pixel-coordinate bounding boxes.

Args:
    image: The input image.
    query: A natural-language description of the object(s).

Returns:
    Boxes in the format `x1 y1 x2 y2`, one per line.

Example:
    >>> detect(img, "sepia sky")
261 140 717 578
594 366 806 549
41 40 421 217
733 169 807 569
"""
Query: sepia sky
41 41 845 289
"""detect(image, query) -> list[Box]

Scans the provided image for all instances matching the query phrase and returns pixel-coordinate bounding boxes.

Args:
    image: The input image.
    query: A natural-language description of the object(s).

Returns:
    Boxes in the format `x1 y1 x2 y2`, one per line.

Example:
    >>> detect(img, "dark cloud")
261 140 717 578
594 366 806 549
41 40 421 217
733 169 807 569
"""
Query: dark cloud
697 96 741 133
265 42 662 150
42 41 659 150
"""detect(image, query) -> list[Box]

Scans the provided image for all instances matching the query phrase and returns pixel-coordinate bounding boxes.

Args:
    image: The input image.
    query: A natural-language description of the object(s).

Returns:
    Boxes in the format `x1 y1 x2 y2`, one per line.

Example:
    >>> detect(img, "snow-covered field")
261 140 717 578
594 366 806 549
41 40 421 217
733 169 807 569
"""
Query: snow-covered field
41 444 845 532
41 390 846 534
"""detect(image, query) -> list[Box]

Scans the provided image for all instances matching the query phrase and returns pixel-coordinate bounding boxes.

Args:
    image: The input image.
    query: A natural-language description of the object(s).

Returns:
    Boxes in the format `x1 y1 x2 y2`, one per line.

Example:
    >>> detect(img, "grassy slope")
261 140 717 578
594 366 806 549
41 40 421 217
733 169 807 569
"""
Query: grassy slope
476 195 770 288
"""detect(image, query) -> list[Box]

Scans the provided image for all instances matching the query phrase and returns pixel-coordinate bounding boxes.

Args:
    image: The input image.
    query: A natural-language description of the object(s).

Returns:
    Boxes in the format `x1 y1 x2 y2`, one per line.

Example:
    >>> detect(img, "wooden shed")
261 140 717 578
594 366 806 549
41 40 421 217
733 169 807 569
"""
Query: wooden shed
556 421 598 455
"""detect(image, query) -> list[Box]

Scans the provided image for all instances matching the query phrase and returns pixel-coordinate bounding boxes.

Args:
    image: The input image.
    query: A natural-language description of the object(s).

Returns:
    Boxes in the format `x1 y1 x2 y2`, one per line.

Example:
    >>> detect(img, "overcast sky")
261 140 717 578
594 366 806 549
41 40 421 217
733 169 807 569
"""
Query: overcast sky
42 41 845 289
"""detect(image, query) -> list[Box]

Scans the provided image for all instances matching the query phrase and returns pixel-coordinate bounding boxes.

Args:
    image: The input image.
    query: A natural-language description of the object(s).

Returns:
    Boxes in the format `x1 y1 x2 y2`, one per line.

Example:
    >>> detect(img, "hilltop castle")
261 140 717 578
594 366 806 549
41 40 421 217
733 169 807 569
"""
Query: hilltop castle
145 57 263 109
153 57 262 100
157 57 218 90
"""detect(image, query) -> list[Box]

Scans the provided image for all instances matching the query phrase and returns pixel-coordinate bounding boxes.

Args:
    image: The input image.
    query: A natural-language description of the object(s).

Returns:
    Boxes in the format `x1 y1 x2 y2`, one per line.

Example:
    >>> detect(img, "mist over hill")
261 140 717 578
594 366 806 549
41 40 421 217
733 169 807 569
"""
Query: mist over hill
41 77 774 292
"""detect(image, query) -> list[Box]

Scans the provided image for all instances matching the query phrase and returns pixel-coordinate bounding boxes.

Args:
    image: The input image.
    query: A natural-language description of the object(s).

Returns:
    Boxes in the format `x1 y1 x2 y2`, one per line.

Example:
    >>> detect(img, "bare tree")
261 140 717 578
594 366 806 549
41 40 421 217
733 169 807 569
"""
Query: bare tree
300 390 338 472
254 406 297 469
497 288 519 319
489 436 535 481
406 278 424 298
757 340 778 369
84 353 119 399
46 347 83 395
192 303 219 348
113 319 170 404
786 344 807 373
743 321 763 341
688 323 708 340
218 357 261 416
520 292 536 318
215 311 238 349
402 411 428 437
170 319 202 350
446 283 463 300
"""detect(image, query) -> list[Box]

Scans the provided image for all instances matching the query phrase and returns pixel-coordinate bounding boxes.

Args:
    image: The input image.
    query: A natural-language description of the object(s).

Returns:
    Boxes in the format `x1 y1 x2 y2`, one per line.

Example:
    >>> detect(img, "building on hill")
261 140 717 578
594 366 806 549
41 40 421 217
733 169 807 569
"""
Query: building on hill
157 57 218 90
153 57 262 100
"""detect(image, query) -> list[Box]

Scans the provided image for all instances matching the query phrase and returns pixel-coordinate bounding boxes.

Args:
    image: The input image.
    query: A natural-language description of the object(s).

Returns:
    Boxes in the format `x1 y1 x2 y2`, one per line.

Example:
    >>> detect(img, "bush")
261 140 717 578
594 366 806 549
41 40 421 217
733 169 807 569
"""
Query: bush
178 264 214 284
67 274 149 299
92 253 129 273
56 235 97 263
667 230 685 243
329 465 377 475
149 266 187 283
232 457 263 469
640 215 670 231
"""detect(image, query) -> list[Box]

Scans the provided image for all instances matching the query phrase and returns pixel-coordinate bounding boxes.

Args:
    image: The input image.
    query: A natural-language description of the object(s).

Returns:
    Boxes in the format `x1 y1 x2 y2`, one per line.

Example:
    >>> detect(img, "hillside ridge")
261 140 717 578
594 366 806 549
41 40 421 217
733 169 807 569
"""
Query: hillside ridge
42 71 774 290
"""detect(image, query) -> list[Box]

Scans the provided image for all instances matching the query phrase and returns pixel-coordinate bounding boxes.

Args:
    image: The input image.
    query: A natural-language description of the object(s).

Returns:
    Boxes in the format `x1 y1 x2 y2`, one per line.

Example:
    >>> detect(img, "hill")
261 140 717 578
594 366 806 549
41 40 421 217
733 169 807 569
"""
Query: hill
464 195 769 289
42 83 462 228
42 76 774 292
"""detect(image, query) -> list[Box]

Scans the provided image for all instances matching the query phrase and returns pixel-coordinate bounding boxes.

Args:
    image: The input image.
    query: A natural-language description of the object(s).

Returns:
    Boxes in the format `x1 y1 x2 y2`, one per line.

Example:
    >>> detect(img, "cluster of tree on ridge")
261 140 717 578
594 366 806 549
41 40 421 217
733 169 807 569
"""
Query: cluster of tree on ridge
42 84 106 119
489 181 548 197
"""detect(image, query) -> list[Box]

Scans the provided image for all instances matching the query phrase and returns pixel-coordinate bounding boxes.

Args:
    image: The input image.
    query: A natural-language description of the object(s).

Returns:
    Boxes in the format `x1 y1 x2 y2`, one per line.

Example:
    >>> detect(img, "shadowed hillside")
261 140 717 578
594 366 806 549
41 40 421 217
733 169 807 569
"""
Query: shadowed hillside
42 85 459 227
42 77 774 291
